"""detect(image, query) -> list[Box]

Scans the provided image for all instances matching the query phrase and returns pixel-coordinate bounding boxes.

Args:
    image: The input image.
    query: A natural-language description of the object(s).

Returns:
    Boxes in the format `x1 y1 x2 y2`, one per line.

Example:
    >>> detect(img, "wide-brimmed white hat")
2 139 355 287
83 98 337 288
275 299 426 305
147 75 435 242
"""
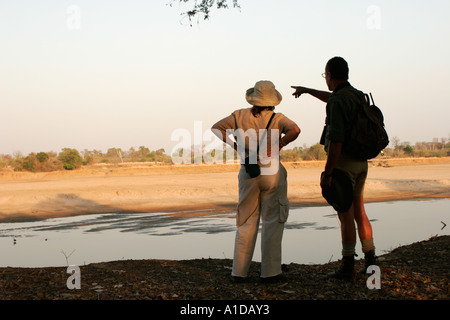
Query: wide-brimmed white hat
245 80 282 107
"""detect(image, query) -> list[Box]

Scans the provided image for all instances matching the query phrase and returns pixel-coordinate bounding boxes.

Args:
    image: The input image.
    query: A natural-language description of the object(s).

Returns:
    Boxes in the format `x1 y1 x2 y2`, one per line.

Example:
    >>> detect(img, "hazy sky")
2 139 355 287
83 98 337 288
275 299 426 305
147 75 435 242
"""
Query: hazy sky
1 0 449 156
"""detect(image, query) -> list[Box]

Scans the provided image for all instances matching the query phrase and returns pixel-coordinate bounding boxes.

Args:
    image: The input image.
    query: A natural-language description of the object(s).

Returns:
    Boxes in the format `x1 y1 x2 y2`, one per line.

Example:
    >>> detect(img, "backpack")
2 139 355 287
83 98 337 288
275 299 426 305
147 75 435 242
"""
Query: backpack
343 92 389 160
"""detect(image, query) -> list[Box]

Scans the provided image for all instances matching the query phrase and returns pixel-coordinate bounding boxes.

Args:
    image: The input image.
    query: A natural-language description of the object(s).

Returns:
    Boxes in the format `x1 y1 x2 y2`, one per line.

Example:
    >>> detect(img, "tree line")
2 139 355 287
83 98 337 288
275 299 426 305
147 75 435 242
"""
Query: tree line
0 146 172 172
280 137 450 162
0 137 448 173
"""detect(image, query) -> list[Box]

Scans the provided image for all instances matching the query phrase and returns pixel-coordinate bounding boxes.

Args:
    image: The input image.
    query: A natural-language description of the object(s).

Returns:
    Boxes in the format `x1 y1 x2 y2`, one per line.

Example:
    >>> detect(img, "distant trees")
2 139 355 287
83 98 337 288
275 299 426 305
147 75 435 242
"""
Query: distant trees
1 136 448 173
59 148 83 170
9 151 63 172
278 137 450 162
20 153 39 172
1 146 172 173
279 144 327 161
110 147 170 163
381 136 450 158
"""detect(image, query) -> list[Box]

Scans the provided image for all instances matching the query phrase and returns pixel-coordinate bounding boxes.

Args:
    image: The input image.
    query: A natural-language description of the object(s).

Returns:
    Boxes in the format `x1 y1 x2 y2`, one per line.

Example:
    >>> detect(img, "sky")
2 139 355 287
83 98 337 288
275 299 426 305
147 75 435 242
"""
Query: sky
1 0 449 156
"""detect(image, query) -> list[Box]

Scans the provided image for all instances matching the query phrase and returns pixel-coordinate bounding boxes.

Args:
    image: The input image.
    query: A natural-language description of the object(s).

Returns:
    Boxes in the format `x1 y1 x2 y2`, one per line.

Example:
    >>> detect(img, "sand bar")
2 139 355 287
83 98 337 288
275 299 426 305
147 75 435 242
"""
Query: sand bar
0 157 449 222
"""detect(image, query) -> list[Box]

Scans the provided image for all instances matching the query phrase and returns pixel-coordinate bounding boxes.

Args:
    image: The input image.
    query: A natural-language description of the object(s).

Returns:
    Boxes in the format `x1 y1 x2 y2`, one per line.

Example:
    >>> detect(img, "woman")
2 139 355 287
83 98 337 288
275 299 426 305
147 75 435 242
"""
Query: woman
211 80 300 282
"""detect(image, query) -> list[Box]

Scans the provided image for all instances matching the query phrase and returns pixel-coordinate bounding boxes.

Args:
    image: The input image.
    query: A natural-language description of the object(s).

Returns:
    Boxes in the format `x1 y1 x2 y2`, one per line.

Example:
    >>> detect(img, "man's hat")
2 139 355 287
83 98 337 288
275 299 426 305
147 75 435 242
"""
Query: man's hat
321 169 353 212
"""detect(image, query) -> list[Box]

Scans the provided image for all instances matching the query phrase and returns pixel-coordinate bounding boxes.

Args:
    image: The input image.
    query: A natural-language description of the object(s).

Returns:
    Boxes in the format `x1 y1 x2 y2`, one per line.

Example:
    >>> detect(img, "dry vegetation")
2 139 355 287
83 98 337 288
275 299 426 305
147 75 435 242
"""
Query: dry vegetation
1 137 448 173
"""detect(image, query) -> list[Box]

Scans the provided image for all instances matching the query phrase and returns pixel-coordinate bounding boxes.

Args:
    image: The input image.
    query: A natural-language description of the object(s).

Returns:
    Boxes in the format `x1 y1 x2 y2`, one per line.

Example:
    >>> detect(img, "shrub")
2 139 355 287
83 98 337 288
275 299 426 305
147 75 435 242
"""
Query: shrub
58 148 83 170
36 152 49 163
303 143 327 160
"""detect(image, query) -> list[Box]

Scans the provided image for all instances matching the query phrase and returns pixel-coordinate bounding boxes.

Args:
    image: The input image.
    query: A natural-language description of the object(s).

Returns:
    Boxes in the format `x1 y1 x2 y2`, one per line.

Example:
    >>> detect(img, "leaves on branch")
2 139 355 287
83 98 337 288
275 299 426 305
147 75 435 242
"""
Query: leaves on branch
169 0 240 25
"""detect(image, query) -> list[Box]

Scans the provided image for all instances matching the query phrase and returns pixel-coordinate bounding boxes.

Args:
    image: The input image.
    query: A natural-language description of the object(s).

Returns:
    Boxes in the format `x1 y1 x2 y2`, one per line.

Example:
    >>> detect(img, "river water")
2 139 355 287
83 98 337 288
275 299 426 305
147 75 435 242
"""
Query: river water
0 199 448 268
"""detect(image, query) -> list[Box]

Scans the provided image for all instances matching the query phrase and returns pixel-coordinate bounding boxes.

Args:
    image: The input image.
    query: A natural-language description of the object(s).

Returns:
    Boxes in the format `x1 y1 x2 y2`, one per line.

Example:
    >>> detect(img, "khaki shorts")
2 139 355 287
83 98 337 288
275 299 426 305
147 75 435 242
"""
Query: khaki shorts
335 153 368 197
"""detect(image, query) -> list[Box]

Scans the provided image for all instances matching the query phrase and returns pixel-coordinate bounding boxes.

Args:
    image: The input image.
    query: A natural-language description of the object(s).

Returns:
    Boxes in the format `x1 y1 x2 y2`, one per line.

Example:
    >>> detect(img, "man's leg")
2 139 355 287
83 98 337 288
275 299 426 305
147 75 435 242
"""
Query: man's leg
327 203 356 280
353 195 374 243
353 194 376 272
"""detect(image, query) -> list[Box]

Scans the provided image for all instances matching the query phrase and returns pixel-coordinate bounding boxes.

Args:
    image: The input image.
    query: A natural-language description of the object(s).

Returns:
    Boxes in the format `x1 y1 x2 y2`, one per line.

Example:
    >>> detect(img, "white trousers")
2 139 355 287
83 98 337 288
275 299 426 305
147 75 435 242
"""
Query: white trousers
231 163 289 278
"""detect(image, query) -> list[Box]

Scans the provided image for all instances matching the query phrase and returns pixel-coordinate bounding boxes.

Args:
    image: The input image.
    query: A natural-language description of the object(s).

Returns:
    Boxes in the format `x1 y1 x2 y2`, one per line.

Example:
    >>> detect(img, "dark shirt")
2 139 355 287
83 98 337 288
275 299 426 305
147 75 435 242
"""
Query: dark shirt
321 82 364 152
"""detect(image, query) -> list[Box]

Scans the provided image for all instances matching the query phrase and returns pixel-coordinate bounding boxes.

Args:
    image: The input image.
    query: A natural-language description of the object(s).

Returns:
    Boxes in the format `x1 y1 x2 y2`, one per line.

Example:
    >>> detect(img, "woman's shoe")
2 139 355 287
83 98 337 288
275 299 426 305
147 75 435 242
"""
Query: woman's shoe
231 276 247 283
260 274 286 284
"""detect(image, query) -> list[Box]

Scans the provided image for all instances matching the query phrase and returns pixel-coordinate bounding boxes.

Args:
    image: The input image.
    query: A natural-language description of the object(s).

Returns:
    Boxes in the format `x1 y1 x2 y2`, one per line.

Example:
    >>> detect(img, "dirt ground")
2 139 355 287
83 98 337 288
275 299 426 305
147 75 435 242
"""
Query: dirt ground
0 235 448 301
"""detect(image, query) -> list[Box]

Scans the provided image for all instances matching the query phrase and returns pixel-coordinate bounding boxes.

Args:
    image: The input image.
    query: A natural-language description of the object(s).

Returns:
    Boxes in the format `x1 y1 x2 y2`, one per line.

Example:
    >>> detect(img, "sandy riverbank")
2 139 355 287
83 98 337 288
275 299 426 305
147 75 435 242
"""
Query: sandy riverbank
0 157 449 222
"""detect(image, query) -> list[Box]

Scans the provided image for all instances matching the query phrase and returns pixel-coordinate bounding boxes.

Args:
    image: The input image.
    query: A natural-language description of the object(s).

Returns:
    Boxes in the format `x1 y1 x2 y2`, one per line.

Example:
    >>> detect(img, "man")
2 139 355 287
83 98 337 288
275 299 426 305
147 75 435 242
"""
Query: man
291 57 376 281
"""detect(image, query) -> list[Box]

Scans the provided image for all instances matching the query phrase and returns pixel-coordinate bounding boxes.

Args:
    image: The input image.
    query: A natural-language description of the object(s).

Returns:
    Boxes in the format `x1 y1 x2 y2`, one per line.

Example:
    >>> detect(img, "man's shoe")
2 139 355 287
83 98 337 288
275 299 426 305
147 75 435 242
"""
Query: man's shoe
359 250 377 274
327 255 355 281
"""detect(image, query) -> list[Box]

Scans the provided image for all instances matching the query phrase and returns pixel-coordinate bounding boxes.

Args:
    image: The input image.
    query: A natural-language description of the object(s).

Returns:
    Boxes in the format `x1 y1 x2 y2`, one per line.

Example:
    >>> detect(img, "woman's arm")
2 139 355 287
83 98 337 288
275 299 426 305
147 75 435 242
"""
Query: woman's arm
211 124 238 151
279 123 301 149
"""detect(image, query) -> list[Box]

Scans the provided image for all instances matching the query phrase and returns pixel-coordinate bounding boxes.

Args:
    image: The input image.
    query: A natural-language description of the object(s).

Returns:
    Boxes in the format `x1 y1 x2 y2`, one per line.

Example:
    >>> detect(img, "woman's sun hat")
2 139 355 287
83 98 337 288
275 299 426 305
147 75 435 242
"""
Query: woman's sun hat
246 80 282 107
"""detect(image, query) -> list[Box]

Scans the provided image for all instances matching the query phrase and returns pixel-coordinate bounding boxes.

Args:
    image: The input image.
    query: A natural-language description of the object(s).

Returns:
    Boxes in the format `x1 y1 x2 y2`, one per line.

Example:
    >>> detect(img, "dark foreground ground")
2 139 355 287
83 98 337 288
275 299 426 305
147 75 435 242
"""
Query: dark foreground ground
1 236 448 301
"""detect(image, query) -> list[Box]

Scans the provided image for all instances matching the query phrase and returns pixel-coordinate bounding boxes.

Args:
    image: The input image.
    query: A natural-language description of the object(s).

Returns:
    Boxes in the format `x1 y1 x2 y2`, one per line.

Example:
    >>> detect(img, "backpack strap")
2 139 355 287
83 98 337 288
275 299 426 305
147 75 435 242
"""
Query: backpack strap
234 111 276 159
257 112 276 154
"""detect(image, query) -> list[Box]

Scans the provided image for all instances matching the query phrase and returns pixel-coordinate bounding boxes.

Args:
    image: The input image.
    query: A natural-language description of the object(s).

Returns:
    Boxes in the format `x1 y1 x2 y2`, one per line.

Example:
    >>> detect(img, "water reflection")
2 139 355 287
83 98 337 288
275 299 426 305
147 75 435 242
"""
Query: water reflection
0 199 448 267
